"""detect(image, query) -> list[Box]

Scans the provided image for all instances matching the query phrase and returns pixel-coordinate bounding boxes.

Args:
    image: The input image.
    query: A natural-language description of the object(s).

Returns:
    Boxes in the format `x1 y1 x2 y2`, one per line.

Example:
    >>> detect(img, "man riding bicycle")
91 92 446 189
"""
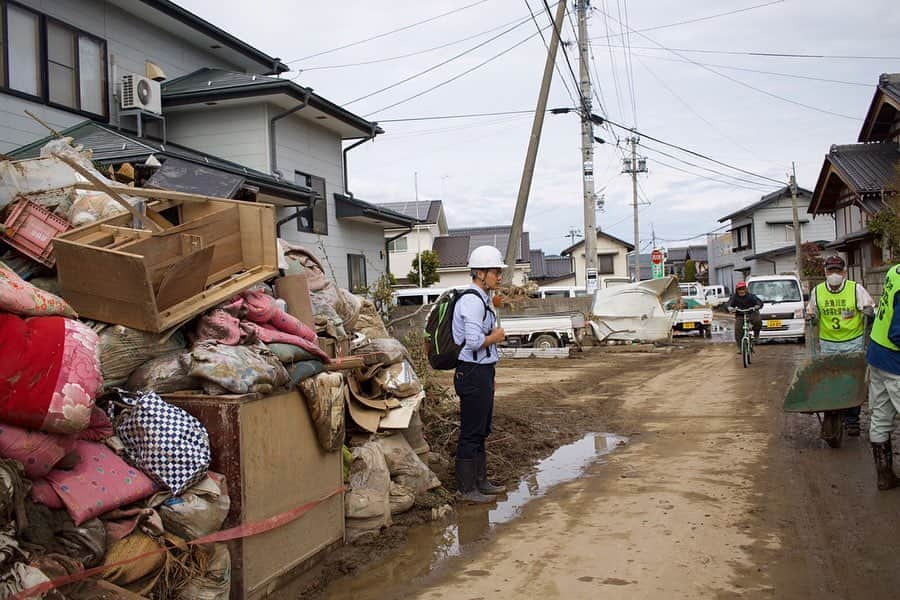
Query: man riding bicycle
727 281 764 352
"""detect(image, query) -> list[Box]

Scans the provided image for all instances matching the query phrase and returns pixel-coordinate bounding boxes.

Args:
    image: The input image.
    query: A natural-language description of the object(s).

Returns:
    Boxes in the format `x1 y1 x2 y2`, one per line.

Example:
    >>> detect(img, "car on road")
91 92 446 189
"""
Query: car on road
702 284 729 307
665 297 713 337
746 274 805 343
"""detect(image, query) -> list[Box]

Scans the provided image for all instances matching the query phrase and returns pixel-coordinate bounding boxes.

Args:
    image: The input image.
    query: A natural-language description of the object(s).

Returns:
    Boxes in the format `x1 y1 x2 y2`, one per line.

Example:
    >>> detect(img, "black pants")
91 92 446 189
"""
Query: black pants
734 312 762 346
454 362 495 460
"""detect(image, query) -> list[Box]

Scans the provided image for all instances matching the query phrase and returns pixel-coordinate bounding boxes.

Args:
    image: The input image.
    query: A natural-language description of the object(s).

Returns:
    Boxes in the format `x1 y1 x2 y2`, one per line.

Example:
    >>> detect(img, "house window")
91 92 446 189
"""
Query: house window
347 254 366 291
388 236 408 253
294 171 328 235
732 224 752 251
783 224 794 242
597 255 615 274
0 3 108 118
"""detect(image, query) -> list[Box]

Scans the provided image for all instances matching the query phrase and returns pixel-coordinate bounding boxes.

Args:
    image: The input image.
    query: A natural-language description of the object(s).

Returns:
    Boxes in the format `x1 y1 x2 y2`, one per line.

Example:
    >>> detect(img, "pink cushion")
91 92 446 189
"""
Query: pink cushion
0 423 76 479
31 478 65 509
0 261 77 317
45 440 158 525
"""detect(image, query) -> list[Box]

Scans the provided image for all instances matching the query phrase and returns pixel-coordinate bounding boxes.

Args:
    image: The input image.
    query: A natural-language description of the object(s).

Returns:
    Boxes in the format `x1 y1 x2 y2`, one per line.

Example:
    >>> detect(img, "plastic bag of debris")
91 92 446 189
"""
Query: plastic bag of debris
98 325 187 388
357 338 409 366
354 299 389 339
159 472 230 540
389 481 415 515
176 543 231 600
373 434 441 496
374 361 422 398
126 350 202 394
69 189 134 227
345 442 392 539
298 372 346 452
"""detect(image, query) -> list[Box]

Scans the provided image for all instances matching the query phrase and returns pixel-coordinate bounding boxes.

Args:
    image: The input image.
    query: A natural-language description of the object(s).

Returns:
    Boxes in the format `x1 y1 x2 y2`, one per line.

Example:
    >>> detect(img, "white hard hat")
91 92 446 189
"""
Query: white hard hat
467 245 507 269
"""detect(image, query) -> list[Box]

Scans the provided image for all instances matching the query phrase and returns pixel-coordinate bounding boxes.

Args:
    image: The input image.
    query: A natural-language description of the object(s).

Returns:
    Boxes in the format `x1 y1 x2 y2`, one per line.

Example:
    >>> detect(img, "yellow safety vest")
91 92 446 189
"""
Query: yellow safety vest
815 280 863 342
871 265 900 351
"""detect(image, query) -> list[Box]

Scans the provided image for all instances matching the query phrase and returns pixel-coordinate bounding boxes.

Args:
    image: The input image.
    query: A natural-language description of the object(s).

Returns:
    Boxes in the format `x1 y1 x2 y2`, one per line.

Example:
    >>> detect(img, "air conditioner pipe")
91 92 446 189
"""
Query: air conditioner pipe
269 87 313 179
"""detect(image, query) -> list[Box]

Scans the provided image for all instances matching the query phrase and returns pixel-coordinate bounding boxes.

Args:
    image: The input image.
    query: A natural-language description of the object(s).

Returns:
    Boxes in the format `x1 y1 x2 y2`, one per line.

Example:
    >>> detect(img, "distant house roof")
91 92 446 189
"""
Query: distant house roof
7 121 314 204
718 185 813 223
744 241 830 262
379 200 442 224
560 230 634 256
530 249 573 280
135 0 288 74
435 226 530 268
808 142 900 215
859 73 900 143
688 245 708 262
161 68 382 139
334 194 418 227
667 247 689 263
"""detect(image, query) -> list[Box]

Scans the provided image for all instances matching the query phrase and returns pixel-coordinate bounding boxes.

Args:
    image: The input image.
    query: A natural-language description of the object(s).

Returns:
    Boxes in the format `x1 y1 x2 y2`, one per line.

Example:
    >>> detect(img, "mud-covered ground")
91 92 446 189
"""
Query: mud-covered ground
284 344 690 599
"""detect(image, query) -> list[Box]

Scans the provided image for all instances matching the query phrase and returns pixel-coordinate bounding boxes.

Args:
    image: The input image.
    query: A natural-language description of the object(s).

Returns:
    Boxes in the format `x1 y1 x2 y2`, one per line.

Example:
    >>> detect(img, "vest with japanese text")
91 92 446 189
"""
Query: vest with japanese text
871 265 900 351
816 280 863 342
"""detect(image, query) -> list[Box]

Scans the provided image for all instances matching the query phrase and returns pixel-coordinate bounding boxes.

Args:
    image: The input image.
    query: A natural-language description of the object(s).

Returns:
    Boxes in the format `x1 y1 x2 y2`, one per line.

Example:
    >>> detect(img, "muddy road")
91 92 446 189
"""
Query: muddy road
311 339 900 600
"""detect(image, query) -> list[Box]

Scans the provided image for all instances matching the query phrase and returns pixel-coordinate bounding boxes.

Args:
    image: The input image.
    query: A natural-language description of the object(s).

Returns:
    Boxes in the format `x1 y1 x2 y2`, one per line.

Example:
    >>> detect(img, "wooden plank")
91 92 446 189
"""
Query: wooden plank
55 288 158 330
74 182 277 209
55 155 162 232
155 246 215 310
54 239 154 306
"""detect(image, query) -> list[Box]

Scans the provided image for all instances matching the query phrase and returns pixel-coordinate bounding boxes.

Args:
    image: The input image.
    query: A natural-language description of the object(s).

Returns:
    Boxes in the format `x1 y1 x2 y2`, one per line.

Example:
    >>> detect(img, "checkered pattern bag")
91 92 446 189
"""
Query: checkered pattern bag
111 390 210 496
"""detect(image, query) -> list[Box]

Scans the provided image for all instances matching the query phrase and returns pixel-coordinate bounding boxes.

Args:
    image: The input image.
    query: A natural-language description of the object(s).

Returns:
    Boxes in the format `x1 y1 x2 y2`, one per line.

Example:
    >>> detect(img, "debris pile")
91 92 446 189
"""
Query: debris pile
0 142 441 597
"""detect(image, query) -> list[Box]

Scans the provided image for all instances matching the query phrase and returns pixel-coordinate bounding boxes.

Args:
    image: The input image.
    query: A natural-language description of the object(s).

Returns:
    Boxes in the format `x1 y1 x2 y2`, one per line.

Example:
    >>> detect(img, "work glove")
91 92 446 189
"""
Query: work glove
727 306 735 314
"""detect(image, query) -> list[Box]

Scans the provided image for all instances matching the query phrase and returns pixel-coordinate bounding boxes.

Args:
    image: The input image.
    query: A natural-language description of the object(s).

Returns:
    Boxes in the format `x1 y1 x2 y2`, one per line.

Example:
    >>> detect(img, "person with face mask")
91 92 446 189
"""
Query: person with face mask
727 281 764 352
806 255 875 437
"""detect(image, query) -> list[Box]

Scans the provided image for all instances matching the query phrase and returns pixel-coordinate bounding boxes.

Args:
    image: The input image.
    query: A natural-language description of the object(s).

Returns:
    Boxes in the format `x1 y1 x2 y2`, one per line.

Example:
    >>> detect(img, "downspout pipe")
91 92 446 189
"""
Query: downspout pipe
342 126 378 197
269 87 313 179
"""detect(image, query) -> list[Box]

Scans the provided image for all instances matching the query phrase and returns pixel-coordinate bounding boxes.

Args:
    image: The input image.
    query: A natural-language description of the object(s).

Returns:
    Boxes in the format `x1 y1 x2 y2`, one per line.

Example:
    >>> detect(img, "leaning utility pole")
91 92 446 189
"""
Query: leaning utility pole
503 0 568 285
789 162 803 277
577 0 598 293
622 136 647 281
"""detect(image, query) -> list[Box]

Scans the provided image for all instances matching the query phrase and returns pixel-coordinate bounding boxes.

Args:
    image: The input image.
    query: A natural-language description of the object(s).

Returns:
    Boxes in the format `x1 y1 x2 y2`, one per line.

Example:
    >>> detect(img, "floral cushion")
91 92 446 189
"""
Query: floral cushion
0 423 77 479
0 313 102 434
0 261 76 317
44 440 158 525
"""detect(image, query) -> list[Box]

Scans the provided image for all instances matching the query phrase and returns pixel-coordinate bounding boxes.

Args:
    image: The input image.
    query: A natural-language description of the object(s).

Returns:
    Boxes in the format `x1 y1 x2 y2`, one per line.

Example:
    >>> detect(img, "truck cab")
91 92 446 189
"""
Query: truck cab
745 275 805 342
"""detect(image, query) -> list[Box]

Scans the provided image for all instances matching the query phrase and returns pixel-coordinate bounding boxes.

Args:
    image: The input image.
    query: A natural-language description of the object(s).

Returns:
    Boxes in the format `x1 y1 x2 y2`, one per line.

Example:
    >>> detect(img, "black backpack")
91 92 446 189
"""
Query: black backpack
424 289 490 370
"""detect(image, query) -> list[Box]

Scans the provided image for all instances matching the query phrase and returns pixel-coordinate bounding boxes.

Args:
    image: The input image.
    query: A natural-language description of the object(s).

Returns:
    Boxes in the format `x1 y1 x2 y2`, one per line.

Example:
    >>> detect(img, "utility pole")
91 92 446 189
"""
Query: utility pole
566 226 582 246
577 0 598 293
622 137 647 280
414 171 422 288
503 0 568 285
789 162 802 278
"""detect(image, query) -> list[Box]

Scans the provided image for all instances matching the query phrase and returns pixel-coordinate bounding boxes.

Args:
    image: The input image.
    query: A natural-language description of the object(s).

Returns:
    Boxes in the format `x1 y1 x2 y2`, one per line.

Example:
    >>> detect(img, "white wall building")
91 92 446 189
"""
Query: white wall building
560 231 635 286
379 201 448 284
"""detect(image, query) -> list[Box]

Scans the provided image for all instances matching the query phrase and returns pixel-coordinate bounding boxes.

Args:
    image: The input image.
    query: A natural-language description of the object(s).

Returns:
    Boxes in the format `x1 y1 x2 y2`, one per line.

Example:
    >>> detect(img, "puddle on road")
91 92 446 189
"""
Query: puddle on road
323 433 627 600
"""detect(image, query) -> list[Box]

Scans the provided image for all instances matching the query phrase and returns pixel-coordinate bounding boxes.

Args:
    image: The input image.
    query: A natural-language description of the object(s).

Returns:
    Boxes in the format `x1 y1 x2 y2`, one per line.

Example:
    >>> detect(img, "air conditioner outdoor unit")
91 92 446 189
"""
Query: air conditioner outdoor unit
120 73 162 114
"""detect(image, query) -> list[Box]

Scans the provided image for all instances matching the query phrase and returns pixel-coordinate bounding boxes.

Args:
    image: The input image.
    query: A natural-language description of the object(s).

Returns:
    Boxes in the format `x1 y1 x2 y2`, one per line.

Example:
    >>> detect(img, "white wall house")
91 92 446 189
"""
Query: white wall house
1 0 416 291
713 186 835 284
561 231 634 286
379 201 448 284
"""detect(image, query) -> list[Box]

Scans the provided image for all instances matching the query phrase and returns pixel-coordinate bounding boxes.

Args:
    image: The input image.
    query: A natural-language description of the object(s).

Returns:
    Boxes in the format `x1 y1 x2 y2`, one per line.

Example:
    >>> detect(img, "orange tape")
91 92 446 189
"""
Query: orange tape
11 485 345 599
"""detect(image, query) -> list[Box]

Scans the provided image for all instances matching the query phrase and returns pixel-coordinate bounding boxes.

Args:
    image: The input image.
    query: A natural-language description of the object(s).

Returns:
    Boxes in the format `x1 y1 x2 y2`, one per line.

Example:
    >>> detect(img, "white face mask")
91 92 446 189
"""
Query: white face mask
826 273 845 288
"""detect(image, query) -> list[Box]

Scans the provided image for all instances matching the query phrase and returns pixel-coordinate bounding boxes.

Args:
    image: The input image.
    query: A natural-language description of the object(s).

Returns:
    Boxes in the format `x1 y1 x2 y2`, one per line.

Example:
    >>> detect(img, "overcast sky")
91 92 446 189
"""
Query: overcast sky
179 0 899 255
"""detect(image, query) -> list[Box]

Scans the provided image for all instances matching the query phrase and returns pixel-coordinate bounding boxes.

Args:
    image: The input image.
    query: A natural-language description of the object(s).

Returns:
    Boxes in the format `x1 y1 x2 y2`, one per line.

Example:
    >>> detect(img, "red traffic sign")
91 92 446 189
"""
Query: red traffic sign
651 249 663 265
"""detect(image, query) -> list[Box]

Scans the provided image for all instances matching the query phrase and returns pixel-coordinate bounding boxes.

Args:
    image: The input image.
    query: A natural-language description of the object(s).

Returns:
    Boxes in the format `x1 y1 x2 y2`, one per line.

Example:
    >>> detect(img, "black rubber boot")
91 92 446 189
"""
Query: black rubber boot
477 453 506 494
456 459 496 504
871 439 900 491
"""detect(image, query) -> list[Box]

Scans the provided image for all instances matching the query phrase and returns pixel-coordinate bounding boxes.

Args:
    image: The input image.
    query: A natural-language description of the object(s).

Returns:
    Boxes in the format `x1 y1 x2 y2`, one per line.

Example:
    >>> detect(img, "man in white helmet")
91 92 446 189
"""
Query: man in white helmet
451 245 508 503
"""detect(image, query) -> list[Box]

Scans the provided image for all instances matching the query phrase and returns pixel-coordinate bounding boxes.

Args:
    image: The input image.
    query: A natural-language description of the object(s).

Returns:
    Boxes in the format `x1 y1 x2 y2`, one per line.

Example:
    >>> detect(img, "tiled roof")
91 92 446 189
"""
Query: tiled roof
825 142 899 194
529 250 573 279
433 236 471 268
859 73 900 143
379 200 441 224
447 226 531 264
667 247 689 262
718 185 813 223
560 230 634 255
688 245 708 262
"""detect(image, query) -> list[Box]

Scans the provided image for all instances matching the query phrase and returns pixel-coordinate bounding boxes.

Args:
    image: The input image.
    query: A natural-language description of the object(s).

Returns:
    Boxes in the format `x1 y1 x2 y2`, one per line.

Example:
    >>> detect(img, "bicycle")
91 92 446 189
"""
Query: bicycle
733 307 758 368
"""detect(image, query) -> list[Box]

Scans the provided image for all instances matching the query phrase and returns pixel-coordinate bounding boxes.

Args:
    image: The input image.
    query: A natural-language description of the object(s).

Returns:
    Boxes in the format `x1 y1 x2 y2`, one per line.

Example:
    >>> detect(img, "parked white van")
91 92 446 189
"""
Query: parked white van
393 287 447 306
702 284 729 307
745 275 806 342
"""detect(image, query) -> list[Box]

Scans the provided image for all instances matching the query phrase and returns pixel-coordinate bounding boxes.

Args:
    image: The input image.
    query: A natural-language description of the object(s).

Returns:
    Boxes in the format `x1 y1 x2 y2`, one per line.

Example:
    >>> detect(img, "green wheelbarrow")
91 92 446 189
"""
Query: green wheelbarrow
783 320 867 448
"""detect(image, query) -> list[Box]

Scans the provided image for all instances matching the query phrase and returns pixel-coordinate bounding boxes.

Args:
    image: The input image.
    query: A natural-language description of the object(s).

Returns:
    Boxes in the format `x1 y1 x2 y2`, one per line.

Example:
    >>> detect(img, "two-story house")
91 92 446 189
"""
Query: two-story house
808 73 900 293
433 226 532 287
713 186 835 283
379 200 448 285
560 230 634 286
1 0 416 290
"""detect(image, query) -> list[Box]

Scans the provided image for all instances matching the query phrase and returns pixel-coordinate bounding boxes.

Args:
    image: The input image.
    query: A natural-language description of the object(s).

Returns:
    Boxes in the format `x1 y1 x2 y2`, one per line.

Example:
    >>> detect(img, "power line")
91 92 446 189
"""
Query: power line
362 25 550 117
585 43 900 61
286 0 492 63
647 151 776 192
343 11 541 106
593 0 784 40
377 109 542 123
627 52 871 87
655 223 729 243
289 9 549 72
619 0 638 126
591 6 862 121
539 0 589 113
640 141 778 189
599 0 626 121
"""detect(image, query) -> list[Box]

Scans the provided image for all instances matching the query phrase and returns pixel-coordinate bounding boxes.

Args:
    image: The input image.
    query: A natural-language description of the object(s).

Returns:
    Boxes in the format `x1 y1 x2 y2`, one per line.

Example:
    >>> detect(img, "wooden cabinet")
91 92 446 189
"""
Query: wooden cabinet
164 390 344 599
